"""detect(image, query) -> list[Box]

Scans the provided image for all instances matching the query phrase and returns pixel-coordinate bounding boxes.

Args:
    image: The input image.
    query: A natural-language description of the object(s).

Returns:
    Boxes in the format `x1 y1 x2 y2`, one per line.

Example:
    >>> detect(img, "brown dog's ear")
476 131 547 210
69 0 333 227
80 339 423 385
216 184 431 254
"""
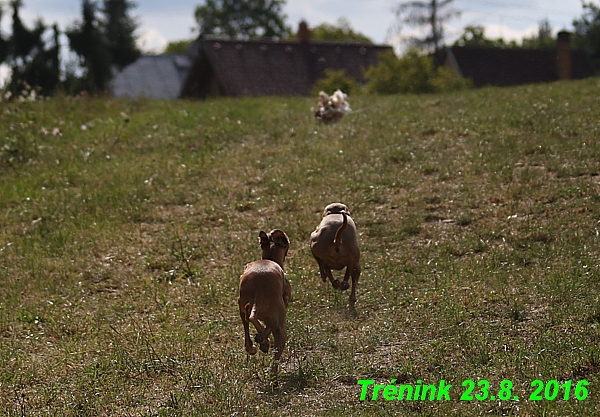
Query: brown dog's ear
270 229 289 247
259 231 269 247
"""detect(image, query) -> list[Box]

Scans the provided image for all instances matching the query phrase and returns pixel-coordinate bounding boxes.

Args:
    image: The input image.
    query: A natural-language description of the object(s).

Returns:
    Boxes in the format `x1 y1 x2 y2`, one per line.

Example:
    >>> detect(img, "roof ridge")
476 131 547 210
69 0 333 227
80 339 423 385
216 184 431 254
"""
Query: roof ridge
200 35 384 47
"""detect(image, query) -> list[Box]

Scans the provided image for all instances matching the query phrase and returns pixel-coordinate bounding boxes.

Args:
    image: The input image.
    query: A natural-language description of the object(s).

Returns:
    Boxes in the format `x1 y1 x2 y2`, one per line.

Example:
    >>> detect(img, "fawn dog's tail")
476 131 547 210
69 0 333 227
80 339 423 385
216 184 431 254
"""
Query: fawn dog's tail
333 212 348 253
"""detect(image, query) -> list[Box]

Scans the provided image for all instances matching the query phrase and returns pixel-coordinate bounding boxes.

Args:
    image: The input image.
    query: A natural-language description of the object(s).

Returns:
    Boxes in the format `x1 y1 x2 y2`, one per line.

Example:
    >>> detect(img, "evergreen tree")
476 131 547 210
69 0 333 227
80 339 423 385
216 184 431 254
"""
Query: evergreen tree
195 0 289 38
7 0 47 94
19 24 61 96
0 6 9 65
2 1 60 96
9 0 44 61
103 0 140 70
67 0 112 93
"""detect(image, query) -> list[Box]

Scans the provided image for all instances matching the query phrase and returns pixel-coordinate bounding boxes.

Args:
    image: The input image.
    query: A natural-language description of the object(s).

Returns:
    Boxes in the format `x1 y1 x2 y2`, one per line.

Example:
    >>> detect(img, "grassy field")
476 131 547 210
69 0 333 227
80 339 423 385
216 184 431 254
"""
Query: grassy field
1 78 600 416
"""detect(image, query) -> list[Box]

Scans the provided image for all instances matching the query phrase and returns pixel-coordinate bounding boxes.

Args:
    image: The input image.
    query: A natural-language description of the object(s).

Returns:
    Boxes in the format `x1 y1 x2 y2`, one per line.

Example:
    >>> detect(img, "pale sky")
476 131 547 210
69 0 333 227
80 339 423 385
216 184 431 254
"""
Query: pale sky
2 0 587 54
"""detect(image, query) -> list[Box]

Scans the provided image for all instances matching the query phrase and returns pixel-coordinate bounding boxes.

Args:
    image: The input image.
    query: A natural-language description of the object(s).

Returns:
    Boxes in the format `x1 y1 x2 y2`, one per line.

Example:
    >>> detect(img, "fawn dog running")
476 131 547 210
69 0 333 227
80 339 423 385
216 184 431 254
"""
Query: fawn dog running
310 203 361 306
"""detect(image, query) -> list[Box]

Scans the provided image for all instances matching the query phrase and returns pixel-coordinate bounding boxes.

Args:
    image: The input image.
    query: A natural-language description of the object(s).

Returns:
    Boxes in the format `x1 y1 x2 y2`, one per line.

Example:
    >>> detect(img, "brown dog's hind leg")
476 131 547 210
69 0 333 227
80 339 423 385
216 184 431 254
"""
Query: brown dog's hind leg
246 302 268 352
246 302 266 336
318 259 343 290
240 309 257 355
349 264 361 305
255 326 272 353
259 340 270 353
252 322 269 353
340 267 352 291
271 326 287 374
249 317 265 335
257 316 278 354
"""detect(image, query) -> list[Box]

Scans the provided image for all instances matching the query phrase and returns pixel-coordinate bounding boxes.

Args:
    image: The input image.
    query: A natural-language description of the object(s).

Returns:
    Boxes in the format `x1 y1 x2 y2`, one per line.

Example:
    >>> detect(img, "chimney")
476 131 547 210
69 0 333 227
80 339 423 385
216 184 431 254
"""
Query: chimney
557 31 572 80
297 21 310 44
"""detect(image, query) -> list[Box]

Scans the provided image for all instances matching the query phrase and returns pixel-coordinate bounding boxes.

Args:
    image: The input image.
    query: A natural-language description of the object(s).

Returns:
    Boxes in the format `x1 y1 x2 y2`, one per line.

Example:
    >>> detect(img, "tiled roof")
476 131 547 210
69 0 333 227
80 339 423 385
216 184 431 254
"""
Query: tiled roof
446 46 594 88
110 54 191 99
181 37 392 98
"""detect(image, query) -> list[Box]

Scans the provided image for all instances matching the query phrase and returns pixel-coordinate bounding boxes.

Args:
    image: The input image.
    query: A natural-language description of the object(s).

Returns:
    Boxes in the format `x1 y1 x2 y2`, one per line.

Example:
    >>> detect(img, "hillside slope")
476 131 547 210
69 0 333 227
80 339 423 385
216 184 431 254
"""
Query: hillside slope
1 80 599 415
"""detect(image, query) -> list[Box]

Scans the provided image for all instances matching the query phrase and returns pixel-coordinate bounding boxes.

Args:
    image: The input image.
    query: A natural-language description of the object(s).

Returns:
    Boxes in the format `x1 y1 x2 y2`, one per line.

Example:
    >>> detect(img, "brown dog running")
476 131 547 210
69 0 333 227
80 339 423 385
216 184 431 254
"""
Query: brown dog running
238 229 291 373
310 203 361 305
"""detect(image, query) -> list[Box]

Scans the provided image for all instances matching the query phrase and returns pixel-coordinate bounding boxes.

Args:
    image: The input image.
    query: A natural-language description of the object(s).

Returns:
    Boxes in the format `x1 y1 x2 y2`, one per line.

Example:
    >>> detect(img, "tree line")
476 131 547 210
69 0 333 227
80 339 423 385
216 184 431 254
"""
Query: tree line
3 0 600 99
0 0 139 97
395 0 600 62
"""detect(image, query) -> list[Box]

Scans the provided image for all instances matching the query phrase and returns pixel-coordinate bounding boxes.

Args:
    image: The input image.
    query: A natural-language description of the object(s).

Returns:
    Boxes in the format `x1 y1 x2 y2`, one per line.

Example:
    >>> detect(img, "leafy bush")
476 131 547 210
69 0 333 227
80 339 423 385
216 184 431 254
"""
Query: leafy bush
311 68 362 96
365 49 471 94
431 65 473 92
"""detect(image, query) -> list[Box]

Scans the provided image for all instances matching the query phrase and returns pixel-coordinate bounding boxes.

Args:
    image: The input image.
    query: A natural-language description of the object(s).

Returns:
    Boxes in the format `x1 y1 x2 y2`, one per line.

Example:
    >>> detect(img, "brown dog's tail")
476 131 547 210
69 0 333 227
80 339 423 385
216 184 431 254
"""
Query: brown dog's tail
333 212 348 253
245 302 257 322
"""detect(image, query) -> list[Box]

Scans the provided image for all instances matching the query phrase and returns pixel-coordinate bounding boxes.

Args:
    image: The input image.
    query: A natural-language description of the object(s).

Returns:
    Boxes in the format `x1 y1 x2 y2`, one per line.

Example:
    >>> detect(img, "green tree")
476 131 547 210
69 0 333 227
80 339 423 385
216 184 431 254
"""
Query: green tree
573 2 600 72
103 0 140 70
195 0 289 38
453 25 516 48
393 0 460 53
455 25 497 47
163 40 192 55
365 49 470 94
67 0 112 93
309 18 372 43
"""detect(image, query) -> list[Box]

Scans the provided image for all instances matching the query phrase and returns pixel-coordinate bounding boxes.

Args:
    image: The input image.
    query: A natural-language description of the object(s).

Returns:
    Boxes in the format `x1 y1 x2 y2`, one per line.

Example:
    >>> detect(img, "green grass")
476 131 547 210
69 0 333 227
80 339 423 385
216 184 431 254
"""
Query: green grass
1 79 600 416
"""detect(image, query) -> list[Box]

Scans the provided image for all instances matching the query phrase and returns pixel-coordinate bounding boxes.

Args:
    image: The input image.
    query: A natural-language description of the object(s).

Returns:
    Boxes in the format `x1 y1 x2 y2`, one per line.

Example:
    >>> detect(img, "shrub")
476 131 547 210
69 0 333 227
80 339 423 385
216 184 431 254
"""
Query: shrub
431 65 473 92
364 50 409 94
365 49 471 94
311 69 361 96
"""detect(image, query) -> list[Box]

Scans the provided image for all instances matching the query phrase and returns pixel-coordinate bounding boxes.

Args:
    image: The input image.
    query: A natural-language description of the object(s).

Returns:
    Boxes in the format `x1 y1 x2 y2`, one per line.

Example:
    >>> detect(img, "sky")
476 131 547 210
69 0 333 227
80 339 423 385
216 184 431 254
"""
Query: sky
0 0 590 53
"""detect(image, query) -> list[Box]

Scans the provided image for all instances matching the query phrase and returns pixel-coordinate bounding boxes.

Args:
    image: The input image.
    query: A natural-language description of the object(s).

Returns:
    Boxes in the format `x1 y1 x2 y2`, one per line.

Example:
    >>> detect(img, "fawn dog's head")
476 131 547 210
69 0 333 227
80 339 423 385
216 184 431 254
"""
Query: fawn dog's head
323 202 350 217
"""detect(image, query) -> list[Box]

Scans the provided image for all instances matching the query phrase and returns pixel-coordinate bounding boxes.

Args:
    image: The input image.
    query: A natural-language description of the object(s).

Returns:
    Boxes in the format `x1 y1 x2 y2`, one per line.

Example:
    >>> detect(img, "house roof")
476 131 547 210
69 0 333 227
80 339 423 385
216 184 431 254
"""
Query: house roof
110 54 191 99
180 36 392 98
446 45 594 88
